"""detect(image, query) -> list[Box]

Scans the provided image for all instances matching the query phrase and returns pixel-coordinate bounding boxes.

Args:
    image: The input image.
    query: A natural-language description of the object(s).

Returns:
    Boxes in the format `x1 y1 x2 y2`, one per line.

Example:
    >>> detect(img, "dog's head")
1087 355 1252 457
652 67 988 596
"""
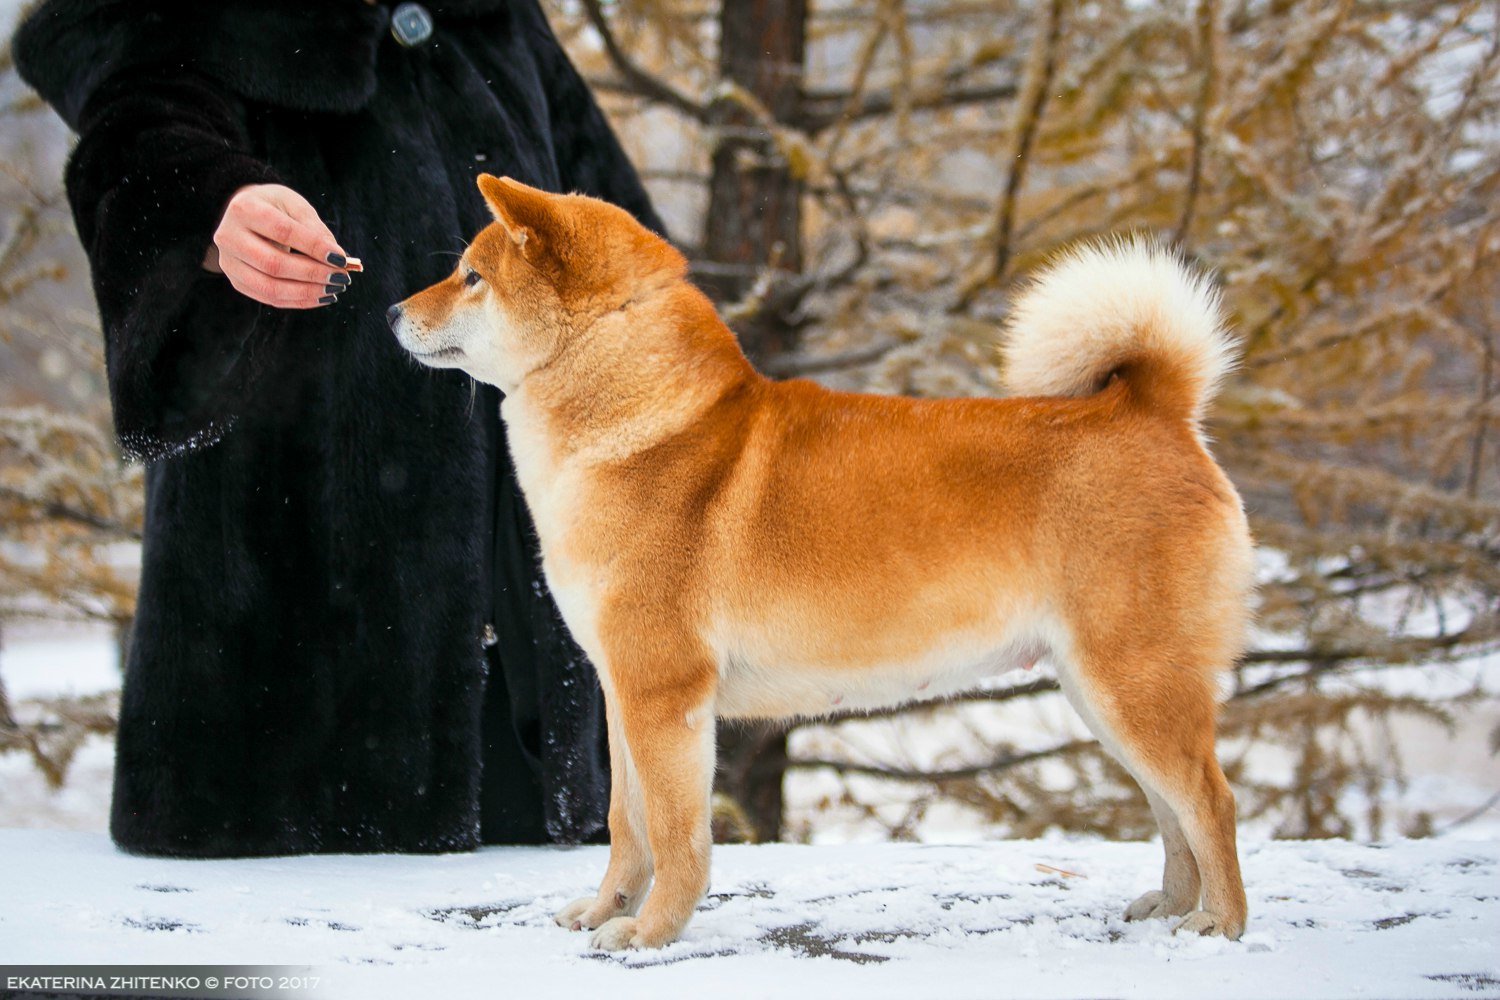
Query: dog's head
388 175 685 391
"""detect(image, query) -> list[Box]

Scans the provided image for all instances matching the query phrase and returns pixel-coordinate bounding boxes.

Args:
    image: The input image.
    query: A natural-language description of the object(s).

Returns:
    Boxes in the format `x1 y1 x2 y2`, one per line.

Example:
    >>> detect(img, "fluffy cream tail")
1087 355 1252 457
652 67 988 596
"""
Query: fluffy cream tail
1000 238 1237 427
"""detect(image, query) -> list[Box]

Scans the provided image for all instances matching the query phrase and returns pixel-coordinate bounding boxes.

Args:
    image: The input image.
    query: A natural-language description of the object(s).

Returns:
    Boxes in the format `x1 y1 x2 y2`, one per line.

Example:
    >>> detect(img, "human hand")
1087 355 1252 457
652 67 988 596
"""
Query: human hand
203 184 354 309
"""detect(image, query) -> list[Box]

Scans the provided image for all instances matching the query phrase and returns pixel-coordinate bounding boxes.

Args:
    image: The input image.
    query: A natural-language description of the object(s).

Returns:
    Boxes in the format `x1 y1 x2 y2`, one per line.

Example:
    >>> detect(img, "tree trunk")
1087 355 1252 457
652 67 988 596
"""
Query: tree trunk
704 0 807 842
701 0 807 365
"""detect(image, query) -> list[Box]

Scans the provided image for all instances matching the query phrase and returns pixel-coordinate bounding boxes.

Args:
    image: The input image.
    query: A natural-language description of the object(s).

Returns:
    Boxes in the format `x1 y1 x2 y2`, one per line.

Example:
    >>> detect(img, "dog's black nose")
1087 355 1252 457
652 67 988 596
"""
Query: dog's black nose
385 304 402 329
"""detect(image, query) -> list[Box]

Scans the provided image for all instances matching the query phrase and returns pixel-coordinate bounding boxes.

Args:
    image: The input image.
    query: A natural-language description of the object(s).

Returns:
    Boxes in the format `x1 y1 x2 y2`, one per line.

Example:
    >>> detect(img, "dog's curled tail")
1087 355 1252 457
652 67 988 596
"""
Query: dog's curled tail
1000 237 1236 428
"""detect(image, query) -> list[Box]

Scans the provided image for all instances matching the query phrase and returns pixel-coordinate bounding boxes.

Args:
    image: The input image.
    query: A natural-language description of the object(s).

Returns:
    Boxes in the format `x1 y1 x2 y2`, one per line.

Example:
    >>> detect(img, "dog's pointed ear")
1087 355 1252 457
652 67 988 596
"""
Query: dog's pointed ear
478 174 558 252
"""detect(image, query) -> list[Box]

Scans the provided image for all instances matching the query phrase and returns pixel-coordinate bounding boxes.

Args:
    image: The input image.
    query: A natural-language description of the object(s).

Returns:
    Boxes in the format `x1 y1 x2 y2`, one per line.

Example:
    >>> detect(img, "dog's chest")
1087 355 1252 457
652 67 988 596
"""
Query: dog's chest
501 402 608 647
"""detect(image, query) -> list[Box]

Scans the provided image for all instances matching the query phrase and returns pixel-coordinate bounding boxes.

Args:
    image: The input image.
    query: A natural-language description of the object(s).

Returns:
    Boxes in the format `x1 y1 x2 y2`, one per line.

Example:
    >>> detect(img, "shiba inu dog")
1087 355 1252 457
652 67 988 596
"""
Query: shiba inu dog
388 175 1253 951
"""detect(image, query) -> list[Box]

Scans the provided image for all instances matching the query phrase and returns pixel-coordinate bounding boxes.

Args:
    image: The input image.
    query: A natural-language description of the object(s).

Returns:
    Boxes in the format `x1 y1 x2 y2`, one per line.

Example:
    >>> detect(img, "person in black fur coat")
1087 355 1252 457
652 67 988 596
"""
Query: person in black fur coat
12 0 665 856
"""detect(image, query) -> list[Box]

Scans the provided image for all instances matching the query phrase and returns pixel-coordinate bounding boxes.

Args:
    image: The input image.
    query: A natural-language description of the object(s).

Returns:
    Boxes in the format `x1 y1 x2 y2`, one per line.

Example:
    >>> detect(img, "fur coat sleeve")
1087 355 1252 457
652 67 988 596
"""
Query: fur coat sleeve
62 70 284 460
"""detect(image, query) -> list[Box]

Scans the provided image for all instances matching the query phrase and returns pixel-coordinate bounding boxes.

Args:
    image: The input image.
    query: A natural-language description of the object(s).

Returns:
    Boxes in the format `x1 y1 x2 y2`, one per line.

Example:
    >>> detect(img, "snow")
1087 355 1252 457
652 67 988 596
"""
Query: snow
0 734 115 831
1 623 121 700
0 623 121 831
1 830 1497 998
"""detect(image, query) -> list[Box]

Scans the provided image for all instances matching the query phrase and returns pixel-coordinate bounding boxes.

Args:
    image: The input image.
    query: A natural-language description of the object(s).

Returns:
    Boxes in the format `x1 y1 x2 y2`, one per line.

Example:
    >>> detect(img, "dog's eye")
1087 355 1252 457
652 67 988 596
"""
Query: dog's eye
464 269 483 288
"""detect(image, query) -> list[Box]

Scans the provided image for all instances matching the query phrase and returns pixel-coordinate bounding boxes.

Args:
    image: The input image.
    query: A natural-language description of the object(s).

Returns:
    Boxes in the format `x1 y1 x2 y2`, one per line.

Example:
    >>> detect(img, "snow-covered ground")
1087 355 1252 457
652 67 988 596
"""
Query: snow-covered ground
2 830 1498 999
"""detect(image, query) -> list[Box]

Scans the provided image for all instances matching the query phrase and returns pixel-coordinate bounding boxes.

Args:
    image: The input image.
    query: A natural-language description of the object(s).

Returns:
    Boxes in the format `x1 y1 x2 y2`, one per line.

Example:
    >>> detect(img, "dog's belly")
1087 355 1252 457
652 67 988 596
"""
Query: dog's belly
713 629 1049 720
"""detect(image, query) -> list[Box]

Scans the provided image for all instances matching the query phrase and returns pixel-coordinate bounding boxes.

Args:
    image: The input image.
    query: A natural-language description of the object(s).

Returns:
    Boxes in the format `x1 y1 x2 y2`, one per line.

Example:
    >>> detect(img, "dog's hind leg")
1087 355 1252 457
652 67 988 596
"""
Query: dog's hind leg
1054 650 1246 940
555 697 654 931
588 649 717 951
1123 790 1201 922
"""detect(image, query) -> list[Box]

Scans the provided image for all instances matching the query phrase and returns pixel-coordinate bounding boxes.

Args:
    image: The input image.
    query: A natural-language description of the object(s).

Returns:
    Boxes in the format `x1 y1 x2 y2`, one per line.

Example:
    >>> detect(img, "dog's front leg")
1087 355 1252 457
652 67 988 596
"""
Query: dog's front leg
556 697 653 931
588 670 716 951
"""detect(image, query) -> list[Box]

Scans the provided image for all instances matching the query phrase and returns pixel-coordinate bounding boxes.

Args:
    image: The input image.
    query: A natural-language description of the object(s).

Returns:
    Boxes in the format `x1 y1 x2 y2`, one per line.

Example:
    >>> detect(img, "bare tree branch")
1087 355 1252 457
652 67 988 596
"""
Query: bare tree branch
579 0 710 123
779 739 1095 782
1172 0 1220 248
951 0 1065 311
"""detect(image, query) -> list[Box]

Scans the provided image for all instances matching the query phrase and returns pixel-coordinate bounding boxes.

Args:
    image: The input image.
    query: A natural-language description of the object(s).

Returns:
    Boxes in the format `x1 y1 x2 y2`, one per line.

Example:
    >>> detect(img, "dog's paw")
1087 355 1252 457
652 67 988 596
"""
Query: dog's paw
1124 889 1193 922
589 916 640 951
556 889 639 930
554 897 599 931
1173 909 1245 940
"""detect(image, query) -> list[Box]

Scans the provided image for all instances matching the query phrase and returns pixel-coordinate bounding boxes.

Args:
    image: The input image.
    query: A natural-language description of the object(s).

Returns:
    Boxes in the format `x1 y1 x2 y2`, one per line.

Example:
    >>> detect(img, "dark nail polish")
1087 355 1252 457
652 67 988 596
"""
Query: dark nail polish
328 272 350 286
324 283 342 295
326 252 347 268
319 294 338 305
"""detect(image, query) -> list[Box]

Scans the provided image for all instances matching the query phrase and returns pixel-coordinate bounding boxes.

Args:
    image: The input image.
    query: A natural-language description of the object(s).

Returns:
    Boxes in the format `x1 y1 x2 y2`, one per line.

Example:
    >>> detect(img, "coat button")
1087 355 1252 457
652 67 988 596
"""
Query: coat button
481 623 499 648
391 2 434 46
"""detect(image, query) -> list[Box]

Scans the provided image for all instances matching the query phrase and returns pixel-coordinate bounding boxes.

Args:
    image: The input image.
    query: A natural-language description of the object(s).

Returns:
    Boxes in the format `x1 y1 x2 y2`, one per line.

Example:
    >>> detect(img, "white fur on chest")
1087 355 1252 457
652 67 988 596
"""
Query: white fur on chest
500 394 609 665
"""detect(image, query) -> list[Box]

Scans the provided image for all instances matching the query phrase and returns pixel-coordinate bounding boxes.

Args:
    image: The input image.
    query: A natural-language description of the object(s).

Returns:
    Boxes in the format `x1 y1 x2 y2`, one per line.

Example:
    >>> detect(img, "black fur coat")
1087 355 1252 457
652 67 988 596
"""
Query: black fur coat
14 0 663 856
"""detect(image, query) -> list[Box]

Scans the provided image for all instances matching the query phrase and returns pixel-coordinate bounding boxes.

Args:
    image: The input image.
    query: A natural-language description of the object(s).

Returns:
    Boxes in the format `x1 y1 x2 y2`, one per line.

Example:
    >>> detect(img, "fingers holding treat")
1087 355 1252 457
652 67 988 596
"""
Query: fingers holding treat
218 241 345 310
210 183 358 308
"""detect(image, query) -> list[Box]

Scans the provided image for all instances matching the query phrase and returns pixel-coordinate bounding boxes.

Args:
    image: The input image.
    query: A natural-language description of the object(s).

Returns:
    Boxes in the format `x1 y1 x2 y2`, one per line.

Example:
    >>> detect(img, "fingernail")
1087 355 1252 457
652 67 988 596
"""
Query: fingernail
324 283 343 295
319 294 338 305
326 252 347 268
328 272 350 286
